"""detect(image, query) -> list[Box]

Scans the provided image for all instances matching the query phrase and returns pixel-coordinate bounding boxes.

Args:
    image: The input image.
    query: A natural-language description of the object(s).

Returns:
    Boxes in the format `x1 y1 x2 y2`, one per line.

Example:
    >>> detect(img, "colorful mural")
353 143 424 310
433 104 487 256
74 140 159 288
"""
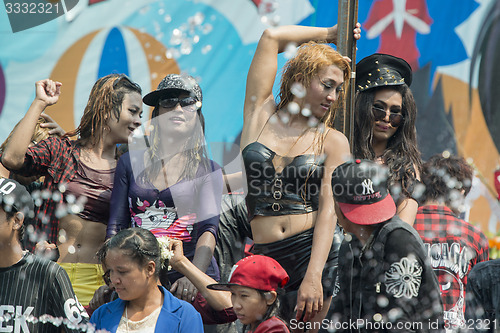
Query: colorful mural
1 0 499 232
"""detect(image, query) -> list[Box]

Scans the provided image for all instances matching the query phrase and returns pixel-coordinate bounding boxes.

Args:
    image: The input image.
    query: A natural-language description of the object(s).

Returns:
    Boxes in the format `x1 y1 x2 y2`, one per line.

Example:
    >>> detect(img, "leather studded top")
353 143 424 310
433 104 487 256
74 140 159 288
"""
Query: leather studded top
242 141 325 220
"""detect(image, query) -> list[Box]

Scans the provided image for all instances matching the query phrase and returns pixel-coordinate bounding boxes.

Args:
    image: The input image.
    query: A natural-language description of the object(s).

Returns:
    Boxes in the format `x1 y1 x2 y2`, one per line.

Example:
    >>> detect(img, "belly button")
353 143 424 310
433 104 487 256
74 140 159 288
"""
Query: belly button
77 244 82 249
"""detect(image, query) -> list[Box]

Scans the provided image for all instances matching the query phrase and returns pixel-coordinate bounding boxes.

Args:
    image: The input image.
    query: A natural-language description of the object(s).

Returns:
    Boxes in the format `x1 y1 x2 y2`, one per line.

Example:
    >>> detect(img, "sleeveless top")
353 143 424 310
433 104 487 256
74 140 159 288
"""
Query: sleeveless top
64 161 115 223
242 141 325 221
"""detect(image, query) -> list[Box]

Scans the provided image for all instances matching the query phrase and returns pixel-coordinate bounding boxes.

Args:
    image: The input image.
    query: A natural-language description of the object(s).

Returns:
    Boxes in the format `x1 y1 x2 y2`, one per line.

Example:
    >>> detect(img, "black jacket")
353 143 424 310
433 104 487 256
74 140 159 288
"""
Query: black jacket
331 217 444 332
465 259 500 333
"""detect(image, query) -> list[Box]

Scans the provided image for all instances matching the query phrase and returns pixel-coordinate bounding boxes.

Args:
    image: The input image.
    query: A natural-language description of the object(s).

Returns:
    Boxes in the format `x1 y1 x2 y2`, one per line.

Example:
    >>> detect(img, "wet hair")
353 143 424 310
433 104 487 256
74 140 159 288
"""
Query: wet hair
242 290 284 332
97 228 161 276
353 84 422 198
65 74 142 148
420 154 473 206
277 41 350 130
143 89 210 183
0 116 60 152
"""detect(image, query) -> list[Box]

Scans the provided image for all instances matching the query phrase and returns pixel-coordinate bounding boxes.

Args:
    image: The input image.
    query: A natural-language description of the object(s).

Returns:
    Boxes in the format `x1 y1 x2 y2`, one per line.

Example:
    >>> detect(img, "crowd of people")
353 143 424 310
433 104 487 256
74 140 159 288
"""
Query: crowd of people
0 20 496 333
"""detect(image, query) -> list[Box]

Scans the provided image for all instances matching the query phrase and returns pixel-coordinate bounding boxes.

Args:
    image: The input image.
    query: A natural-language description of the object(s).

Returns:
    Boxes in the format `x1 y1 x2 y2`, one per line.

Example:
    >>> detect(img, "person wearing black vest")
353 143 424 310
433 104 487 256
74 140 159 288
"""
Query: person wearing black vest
328 160 444 332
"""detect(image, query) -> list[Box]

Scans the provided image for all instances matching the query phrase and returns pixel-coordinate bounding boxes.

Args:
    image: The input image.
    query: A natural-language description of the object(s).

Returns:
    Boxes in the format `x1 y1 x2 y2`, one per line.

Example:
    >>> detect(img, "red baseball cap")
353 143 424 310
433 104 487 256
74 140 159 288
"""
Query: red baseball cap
332 159 396 225
207 255 289 292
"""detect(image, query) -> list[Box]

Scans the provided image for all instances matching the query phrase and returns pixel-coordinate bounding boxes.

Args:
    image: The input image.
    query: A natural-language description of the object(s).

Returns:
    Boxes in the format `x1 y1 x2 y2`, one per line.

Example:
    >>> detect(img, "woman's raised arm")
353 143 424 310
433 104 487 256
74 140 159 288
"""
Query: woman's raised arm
2 79 61 170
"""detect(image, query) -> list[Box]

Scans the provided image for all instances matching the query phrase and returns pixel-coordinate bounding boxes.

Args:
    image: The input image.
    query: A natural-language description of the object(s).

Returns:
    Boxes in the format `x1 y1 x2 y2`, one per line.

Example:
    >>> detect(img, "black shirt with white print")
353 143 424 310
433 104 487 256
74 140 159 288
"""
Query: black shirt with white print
0 252 89 333
331 216 444 332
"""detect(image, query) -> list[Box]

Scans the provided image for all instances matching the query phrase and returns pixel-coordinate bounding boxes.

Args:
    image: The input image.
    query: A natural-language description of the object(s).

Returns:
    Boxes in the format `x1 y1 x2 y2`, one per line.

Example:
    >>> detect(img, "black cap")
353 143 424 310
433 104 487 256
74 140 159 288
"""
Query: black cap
0 178 34 219
143 73 202 107
332 159 396 225
356 53 412 92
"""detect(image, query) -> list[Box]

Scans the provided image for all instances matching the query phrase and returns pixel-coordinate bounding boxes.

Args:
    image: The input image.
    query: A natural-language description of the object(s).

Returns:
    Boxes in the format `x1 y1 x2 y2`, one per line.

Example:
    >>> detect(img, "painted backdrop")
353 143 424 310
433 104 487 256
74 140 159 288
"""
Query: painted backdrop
0 0 499 232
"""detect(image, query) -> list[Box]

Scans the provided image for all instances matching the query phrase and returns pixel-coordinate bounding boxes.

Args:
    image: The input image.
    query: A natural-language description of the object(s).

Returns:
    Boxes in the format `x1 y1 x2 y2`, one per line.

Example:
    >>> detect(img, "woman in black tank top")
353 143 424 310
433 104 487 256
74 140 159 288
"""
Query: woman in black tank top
239 24 360 330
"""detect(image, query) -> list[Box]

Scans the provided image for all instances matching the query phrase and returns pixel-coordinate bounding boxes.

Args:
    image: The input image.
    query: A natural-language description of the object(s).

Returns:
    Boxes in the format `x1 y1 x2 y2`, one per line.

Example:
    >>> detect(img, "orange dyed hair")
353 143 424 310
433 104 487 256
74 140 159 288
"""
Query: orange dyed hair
277 41 350 128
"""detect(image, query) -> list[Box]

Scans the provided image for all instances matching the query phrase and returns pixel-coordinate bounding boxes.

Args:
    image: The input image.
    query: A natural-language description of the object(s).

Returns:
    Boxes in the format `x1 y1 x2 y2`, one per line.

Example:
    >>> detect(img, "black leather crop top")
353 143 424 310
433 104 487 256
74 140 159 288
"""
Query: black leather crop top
242 141 325 220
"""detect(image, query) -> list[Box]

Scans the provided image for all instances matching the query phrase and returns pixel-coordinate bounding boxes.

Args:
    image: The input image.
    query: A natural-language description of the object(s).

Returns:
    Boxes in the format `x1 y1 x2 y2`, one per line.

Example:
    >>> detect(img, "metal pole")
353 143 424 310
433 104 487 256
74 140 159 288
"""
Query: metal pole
336 0 358 152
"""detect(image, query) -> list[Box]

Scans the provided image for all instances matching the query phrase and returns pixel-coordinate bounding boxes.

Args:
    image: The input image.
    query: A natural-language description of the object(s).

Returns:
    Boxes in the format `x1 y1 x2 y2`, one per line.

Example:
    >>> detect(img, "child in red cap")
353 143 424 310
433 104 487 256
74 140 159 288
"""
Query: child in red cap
208 255 290 333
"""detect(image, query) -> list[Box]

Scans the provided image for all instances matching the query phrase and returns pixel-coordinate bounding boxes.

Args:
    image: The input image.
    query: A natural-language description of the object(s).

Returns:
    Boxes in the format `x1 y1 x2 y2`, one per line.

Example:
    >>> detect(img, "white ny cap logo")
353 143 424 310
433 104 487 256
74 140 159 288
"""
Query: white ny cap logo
361 179 374 195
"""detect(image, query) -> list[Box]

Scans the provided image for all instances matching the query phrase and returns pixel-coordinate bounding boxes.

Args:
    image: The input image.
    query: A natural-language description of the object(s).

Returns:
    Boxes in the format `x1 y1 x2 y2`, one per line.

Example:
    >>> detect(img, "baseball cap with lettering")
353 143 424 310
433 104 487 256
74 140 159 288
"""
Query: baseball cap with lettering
331 159 396 225
0 177 34 219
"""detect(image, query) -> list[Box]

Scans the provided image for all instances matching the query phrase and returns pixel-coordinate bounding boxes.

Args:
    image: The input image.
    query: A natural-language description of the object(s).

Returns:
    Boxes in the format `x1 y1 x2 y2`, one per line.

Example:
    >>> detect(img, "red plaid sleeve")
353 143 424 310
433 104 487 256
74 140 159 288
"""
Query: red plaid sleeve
18 137 80 246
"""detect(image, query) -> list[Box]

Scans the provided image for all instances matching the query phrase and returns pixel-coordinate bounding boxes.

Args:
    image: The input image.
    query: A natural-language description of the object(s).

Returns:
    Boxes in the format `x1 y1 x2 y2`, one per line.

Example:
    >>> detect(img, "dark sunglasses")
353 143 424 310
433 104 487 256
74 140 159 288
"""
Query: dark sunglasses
372 106 404 127
158 96 200 112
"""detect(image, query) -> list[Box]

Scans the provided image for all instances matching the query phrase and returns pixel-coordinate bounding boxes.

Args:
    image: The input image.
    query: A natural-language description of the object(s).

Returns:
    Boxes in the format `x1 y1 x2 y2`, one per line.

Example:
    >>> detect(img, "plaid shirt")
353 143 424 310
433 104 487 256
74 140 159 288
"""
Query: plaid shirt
13 137 81 246
414 205 489 329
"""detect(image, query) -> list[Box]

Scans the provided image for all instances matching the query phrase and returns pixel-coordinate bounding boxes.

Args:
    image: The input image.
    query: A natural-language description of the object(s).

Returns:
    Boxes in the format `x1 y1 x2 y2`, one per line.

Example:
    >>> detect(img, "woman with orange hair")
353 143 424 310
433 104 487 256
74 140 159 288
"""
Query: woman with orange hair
1 75 142 306
240 24 360 329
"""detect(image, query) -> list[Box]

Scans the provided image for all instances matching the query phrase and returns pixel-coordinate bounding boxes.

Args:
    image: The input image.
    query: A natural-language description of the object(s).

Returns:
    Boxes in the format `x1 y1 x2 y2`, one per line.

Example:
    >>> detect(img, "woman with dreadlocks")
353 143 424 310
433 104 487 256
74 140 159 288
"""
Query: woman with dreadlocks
107 74 223 304
1 75 143 305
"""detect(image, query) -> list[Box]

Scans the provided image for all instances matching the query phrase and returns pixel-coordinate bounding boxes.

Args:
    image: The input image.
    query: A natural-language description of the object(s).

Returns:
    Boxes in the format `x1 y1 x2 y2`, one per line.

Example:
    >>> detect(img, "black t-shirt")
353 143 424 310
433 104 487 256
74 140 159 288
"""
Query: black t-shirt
0 252 89 332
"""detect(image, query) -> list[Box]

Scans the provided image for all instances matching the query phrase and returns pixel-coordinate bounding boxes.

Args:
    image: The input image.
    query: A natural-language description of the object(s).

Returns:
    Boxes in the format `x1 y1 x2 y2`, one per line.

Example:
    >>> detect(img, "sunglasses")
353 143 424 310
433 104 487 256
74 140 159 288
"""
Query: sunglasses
158 96 200 112
371 106 404 127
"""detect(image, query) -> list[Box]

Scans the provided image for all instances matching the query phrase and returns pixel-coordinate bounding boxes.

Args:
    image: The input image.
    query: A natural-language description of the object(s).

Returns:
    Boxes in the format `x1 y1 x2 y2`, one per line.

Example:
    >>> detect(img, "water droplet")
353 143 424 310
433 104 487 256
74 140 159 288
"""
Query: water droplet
288 102 300 114
164 15 171 23
66 194 76 204
192 12 205 26
269 114 278 124
170 29 183 45
290 82 306 98
258 0 278 15
281 114 290 124
284 42 297 59
158 8 165 15
202 23 213 34
166 49 180 59
301 107 311 117
308 117 319 128
377 295 389 307
192 35 200 44
269 15 280 26
180 40 193 55
201 45 212 54
68 246 76 254
151 72 158 79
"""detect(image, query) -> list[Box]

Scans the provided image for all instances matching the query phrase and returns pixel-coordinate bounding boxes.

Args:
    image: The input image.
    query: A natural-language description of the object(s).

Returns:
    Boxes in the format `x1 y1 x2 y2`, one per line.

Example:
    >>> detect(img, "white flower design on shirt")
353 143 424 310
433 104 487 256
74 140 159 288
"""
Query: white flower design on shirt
385 257 422 298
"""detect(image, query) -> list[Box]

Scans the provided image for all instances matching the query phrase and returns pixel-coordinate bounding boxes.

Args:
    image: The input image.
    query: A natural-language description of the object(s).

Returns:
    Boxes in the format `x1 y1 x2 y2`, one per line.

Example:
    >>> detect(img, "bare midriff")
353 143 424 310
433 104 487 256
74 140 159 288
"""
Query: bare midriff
57 214 107 264
250 211 317 244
